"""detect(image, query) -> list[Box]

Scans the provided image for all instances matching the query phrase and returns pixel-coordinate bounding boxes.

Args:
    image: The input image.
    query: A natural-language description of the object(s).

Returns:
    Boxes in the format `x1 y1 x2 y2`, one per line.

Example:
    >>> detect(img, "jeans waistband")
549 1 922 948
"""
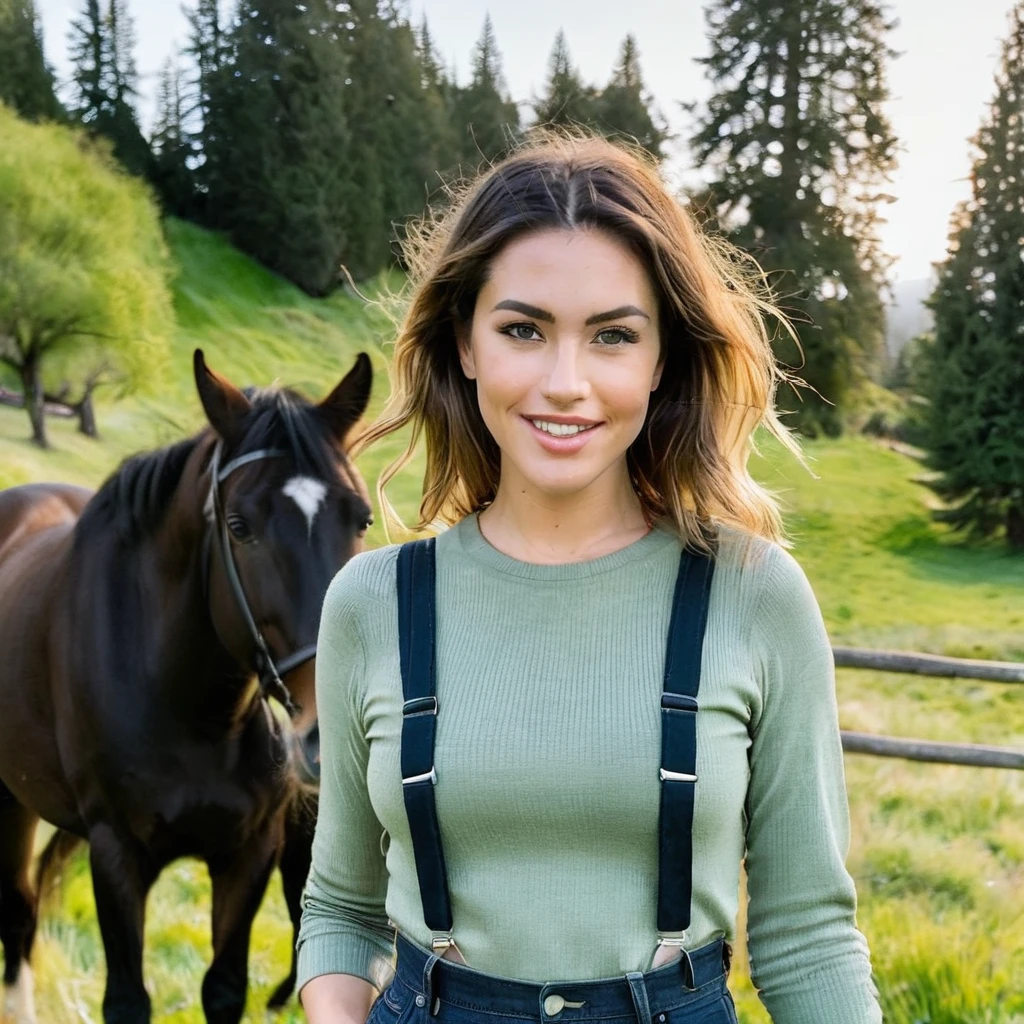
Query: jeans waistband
392 932 730 1021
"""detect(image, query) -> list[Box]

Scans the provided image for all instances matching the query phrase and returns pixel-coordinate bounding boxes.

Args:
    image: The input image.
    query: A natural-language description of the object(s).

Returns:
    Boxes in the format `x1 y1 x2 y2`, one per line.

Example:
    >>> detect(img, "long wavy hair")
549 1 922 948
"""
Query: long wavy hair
352 129 803 551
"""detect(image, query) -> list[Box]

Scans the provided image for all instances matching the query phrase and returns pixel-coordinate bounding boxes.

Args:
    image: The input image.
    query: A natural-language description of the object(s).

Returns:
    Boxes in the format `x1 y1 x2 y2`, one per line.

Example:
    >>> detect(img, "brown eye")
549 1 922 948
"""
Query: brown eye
227 514 253 542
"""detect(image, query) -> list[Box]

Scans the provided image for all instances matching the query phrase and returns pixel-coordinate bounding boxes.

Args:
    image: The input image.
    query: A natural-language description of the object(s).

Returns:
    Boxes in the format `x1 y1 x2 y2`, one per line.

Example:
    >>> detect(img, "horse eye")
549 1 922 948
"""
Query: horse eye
227 514 253 542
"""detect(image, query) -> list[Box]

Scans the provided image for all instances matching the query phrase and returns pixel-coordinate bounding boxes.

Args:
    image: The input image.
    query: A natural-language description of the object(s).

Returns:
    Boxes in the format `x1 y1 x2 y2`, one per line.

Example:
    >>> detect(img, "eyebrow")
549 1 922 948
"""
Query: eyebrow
491 299 651 325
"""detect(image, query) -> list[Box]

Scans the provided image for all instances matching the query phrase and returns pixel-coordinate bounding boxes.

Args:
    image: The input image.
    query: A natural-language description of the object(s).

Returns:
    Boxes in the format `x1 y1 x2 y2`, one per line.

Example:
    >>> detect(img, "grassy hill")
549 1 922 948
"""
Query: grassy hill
3 221 1023 1023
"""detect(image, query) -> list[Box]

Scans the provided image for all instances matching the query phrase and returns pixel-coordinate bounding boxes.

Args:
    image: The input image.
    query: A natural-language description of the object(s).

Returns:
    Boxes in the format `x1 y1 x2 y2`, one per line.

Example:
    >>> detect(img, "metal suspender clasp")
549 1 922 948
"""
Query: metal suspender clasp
661 693 698 713
404 696 438 716
659 767 698 783
430 931 454 953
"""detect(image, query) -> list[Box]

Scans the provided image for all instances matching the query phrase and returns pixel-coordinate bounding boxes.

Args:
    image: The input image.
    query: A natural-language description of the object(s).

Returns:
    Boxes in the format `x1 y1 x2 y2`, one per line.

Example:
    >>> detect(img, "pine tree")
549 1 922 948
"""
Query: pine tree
340 0 449 277
922 3 1024 548
592 35 668 160
66 0 150 175
533 30 595 128
67 0 106 125
203 0 352 294
691 0 898 435
416 17 461 176
0 0 63 121
150 55 195 217
451 15 520 169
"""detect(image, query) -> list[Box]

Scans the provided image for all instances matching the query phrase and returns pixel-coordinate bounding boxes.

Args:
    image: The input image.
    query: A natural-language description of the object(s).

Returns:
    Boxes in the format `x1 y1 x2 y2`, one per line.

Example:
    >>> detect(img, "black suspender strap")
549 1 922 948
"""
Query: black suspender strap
395 538 455 949
395 535 716 961
657 546 716 942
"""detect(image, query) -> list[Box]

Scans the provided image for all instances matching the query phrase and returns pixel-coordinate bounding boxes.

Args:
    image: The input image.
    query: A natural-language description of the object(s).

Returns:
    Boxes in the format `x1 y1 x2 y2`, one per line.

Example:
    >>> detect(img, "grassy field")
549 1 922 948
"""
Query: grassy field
1 221 1022 1023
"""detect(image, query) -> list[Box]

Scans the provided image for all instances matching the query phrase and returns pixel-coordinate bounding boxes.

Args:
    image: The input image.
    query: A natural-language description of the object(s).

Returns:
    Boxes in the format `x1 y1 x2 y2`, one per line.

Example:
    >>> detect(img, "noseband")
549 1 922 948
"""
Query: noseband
205 442 317 717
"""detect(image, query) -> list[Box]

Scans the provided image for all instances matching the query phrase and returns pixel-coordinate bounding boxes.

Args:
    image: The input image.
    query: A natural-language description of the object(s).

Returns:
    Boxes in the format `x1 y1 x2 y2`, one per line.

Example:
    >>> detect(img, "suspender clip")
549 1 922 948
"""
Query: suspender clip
661 693 698 713
430 930 455 953
404 696 438 716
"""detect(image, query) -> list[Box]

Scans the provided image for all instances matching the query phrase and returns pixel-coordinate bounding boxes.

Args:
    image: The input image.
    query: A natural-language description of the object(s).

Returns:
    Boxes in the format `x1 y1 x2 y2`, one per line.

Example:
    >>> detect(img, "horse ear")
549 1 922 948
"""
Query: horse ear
319 352 373 444
194 349 252 446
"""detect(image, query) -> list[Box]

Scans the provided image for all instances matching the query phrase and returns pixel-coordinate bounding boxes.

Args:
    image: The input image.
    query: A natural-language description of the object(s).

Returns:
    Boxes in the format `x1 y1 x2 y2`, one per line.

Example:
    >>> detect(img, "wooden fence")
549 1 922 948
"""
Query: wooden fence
834 646 1024 770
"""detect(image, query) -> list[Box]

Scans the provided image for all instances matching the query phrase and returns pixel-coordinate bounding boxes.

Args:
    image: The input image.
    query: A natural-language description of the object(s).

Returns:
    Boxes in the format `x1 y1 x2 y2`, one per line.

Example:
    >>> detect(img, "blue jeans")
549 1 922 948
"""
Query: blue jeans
367 934 739 1024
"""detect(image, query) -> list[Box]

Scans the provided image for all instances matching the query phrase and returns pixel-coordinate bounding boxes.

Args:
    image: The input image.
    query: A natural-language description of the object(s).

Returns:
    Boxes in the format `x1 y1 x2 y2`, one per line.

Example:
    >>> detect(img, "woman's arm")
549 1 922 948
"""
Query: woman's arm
297 561 396 1018
300 973 378 1024
743 546 882 1024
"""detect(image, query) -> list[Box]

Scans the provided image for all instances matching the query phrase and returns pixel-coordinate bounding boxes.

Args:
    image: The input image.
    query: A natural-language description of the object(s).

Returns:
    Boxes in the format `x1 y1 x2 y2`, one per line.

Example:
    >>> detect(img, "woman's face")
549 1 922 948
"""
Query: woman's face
458 227 663 504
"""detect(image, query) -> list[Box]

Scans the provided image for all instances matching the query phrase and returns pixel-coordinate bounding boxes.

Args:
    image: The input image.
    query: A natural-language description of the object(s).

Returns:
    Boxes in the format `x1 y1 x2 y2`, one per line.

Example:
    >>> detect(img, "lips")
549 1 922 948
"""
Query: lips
521 415 602 454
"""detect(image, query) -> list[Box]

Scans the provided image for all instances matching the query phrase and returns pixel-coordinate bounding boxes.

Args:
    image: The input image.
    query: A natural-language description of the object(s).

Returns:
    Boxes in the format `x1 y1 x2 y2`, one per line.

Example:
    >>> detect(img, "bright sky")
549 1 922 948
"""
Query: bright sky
37 0 1019 284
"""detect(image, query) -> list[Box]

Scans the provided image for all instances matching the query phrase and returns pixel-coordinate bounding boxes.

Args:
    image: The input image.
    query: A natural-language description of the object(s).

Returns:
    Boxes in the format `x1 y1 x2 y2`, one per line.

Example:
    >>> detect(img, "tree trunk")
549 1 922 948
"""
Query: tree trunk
1007 501 1024 550
20 354 48 448
77 390 98 438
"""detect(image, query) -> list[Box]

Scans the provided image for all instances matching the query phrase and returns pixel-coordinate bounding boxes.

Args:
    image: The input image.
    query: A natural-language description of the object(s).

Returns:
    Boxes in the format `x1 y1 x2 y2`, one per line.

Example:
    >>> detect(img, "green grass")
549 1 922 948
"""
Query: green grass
3 221 1023 1023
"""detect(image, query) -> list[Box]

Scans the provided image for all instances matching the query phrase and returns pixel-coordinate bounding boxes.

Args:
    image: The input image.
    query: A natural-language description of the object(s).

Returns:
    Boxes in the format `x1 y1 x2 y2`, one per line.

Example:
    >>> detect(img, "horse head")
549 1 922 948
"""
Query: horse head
193 349 373 736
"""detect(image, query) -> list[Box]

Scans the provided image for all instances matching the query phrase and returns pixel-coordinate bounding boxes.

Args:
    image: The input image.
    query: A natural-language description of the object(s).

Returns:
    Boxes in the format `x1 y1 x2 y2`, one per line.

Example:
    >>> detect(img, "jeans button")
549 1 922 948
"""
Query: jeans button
544 994 566 1016
415 995 427 1008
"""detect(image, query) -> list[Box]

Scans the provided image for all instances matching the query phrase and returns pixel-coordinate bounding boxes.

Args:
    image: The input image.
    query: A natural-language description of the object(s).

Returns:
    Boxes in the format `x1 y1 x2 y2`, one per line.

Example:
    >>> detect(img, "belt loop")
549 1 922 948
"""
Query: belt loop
679 948 696 992
625 971 652 1024
421 950 441 1016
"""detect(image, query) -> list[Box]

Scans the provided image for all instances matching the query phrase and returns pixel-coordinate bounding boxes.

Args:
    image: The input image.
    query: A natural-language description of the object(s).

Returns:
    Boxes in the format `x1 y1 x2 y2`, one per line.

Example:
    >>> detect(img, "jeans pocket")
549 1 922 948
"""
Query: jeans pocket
368 981 415 1024
717 991 739 1024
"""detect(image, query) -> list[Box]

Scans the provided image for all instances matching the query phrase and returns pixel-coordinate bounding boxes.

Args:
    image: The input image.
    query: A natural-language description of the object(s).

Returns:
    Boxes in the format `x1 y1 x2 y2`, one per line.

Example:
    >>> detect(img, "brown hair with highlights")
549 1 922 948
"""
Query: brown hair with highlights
352 129 803 551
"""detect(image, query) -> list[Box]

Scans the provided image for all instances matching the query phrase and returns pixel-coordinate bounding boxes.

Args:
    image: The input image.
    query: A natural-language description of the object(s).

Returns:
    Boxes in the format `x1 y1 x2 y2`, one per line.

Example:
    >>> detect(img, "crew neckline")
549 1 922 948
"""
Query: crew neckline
449 511 679 581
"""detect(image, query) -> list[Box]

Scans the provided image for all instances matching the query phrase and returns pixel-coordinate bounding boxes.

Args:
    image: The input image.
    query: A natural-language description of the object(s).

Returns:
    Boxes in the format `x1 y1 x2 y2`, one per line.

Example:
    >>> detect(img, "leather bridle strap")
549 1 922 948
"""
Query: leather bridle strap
207 441 313 717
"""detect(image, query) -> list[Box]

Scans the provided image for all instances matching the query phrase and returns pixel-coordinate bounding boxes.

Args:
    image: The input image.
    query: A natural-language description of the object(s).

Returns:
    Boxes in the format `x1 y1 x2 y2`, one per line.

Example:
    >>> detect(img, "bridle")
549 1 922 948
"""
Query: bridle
204 441 317 717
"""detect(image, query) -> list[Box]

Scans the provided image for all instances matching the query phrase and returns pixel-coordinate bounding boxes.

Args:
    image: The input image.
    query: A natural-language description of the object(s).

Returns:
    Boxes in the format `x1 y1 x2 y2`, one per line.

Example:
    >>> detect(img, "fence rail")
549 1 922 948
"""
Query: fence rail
834 646 1024 770
833 646 1024 683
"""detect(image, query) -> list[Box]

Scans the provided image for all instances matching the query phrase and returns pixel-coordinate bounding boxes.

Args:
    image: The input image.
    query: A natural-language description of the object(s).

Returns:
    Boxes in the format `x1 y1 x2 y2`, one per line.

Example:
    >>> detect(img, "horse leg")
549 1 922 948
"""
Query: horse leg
89 825 157 1024
267 790 317 1009
0 796 40 1024
201 834 279 1024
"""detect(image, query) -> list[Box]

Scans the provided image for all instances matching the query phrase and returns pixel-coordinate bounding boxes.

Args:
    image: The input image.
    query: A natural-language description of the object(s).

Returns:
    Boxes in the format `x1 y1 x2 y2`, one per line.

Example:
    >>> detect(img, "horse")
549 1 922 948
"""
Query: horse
0 349 373 1024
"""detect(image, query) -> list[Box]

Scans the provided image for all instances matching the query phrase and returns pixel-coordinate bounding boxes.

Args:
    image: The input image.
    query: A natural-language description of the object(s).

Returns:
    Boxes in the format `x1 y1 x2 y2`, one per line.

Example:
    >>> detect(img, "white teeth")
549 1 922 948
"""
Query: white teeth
530 419 594 437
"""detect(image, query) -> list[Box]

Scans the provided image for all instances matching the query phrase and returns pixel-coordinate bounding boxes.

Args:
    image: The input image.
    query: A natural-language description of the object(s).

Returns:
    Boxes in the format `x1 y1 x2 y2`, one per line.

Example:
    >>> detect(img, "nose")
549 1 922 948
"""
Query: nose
541 339 591 406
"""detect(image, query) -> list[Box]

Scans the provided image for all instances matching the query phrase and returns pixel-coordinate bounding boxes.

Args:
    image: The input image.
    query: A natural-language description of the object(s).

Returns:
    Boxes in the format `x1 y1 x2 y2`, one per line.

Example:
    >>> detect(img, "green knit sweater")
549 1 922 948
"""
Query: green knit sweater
296 514 881 1023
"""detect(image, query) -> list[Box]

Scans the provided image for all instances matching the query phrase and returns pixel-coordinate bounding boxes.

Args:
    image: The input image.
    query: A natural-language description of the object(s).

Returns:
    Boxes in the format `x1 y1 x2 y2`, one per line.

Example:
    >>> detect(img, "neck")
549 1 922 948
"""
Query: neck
479 459 650 564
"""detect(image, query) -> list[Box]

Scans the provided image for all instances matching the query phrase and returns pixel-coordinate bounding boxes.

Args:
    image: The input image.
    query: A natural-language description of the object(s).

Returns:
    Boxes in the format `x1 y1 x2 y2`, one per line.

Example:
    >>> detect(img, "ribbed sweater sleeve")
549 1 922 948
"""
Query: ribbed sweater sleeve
743 546 881 1023
295 556 396 993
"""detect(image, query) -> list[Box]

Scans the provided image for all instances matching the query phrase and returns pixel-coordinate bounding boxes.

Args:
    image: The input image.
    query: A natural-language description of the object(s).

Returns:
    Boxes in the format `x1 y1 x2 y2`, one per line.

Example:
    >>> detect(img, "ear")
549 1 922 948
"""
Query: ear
455 321 477 380
318 352 373 444
194 349 252 446
651 356 665 392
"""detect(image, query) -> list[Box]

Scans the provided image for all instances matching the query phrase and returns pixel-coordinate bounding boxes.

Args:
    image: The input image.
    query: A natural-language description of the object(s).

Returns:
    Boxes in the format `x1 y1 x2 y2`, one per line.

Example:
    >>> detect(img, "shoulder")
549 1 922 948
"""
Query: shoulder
710 524 825 656
320 544 401 642
713 524 815 604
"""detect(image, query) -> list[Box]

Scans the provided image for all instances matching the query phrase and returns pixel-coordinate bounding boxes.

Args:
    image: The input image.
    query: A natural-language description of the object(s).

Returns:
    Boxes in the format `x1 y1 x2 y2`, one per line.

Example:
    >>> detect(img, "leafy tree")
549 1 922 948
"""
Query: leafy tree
690 0 898 435
0 105 173 446
533 30 595 128
451 15 520 169
591 35 668 159
204 0 352 294
0 0 62 121
67 0 150 175
921 3 1024 548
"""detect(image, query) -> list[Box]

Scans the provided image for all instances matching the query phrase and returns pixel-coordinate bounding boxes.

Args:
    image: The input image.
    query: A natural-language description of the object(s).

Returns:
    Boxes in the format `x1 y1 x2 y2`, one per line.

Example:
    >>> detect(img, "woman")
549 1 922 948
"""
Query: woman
297 132 881 1024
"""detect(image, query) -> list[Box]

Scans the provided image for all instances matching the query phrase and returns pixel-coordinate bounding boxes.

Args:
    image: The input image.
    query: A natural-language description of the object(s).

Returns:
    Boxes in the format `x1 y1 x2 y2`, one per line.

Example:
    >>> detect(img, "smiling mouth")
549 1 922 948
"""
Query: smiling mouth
526 418 600 437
